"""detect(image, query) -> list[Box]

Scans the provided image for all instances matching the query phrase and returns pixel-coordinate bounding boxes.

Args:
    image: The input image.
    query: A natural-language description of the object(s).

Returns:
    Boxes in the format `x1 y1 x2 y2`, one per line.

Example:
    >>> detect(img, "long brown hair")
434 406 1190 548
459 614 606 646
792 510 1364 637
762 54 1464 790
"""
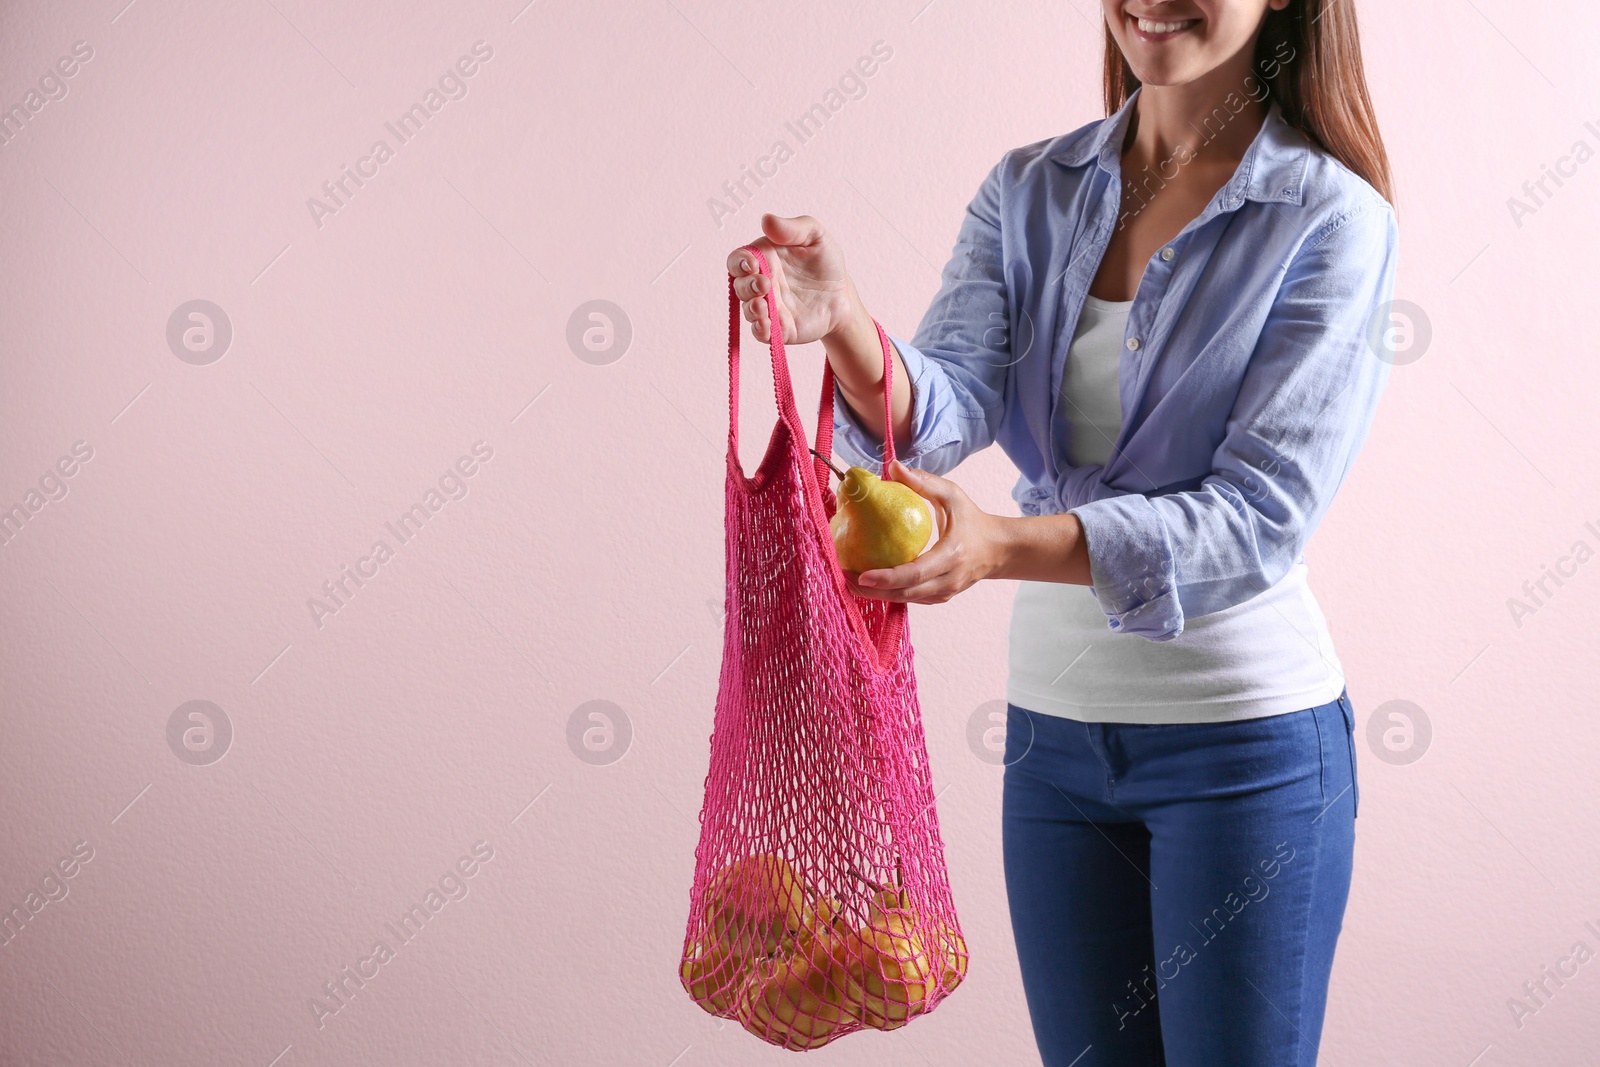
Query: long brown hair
1103 1 1395 209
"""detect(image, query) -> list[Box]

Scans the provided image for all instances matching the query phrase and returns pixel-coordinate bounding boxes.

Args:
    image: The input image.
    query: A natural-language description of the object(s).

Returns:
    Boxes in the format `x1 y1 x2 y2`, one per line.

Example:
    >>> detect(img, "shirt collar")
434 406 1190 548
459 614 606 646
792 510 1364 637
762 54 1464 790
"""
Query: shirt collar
1049 84 1308 207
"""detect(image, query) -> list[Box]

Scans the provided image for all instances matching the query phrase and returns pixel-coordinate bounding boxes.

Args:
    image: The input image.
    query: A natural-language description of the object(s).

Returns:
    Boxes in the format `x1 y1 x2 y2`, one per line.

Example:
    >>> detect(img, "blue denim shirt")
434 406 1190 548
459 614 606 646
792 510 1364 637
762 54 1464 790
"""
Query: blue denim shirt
832 86 1400 641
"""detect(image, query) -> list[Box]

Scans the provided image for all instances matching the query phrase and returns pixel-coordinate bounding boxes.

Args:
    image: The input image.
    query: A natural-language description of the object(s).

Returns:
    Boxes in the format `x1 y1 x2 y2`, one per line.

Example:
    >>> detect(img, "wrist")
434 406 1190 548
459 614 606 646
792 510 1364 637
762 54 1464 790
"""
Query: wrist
824 285 876 361
986 512 1092 585
987 514 1025 581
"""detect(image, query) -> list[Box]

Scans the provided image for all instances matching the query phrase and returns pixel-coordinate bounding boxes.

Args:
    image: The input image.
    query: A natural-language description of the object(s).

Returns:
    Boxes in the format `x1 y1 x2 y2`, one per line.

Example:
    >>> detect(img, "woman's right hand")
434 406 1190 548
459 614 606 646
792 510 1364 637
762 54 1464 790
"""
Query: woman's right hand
727 214 860 347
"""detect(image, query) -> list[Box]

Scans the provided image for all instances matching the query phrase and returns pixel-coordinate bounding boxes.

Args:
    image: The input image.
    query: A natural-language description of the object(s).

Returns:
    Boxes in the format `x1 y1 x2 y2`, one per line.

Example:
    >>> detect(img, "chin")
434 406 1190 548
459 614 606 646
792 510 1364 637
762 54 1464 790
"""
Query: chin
1128 67 1195 88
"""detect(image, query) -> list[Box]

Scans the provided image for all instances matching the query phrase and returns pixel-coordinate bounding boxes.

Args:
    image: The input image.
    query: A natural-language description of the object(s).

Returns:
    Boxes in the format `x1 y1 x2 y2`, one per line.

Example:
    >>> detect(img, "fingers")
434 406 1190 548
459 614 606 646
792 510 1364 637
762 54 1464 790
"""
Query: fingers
749 277 787 343
744 303 768 343
730 249 770 339
733 272 770 302
886 460 947 500
842 464 984 605
857 552 932 593
856 532 960 595
886 462 957 538
730 213 817 283
851 512 969 602
853 559 957 605
725 244 762 277
743 297 784 343
730 224 801 343
741 283 770 320
742 277 781 336
728 242 772 301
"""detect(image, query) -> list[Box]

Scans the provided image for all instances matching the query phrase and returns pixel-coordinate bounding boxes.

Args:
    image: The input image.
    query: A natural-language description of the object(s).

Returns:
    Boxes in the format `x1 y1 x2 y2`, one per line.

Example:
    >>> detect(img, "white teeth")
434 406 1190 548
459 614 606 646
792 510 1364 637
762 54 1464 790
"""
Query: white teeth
1136 17 1194 33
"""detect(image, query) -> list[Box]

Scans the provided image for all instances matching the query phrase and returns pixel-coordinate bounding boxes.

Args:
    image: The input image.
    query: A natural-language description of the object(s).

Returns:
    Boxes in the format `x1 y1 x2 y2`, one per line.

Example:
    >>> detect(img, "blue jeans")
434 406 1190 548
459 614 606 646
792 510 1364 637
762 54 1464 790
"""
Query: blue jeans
1001 691 1359 1067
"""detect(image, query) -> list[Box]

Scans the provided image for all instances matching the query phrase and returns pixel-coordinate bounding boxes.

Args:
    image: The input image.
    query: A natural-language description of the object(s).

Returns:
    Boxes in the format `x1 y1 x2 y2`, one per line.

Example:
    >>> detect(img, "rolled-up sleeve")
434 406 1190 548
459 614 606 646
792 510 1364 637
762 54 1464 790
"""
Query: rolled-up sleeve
1069 199 1401 640
832 158 1012 476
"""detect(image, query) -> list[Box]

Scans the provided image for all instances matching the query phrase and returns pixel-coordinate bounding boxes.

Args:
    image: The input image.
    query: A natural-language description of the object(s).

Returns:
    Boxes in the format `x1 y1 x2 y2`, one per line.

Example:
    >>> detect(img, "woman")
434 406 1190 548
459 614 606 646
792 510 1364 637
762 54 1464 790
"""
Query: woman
727 2 1396 1063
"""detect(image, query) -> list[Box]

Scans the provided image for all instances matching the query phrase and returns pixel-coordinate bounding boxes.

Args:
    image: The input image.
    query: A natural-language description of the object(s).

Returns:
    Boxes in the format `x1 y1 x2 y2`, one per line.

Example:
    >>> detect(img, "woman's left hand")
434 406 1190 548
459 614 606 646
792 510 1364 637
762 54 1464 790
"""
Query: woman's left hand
851 460 1010 605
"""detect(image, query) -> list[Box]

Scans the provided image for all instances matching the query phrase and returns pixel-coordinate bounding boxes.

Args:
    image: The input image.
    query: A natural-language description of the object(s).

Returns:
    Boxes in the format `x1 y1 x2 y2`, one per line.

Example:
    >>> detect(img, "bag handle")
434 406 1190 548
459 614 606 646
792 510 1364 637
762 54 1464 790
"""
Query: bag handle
813 317 899 472
728 245 899 484
727 245 911 669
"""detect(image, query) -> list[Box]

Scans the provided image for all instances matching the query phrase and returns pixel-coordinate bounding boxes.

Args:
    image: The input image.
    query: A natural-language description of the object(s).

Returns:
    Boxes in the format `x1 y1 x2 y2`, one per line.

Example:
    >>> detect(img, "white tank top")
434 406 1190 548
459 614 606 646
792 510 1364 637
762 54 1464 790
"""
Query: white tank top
1005 294 1347 724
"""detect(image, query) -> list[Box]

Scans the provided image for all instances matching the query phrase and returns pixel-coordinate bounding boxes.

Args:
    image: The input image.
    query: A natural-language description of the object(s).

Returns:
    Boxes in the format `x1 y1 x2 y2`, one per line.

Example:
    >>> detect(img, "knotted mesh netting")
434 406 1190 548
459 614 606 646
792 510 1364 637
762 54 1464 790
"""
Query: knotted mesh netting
678 246 966 1051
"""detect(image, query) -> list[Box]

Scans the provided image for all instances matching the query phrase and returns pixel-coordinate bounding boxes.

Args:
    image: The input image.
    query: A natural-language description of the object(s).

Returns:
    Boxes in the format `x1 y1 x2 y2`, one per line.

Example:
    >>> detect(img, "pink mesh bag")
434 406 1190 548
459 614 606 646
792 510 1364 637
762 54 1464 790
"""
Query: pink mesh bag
678 246 966 1050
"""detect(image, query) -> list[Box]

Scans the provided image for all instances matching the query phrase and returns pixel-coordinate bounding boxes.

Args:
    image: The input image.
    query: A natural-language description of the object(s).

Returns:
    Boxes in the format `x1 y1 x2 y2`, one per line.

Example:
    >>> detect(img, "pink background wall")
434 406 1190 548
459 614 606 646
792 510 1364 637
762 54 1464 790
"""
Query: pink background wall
2 0 1598 1063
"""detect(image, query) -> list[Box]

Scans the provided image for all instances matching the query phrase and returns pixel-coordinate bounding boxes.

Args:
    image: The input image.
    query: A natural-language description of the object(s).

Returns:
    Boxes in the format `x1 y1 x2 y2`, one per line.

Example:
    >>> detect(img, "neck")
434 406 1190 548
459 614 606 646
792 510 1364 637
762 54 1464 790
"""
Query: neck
1122 59 1271 169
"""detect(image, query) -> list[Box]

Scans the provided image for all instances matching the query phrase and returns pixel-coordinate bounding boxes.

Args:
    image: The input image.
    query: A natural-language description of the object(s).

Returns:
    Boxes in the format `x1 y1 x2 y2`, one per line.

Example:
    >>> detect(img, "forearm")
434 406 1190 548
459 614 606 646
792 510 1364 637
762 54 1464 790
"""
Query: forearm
823 284 914 448
991 512 1094 586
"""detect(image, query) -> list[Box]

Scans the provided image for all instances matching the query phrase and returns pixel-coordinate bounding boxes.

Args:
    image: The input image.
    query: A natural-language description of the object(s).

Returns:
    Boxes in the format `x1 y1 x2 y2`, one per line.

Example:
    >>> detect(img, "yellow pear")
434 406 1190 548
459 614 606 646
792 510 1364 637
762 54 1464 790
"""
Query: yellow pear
866 886 911 920
680 940 745 1017
827 465 933 573
856 887 966 1004
800 892 844 935
864 883 960 991
783 892 845 957
704 854 807 958
841 910 934 1030
736 948 852 1050
934 924 968 993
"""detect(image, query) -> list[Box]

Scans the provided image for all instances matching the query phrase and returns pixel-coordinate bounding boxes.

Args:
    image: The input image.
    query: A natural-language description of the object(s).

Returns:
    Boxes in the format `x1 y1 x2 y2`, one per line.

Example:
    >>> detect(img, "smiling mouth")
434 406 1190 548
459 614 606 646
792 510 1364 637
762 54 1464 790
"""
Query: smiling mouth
1129 13 1201 39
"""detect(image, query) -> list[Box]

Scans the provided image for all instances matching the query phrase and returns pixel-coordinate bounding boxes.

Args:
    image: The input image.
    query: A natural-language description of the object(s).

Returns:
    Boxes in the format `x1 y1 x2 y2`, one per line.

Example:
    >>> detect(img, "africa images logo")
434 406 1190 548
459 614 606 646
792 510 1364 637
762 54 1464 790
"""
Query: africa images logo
307 442 494 629
307 41 494 229
706 40 893 229
308 841 497 1029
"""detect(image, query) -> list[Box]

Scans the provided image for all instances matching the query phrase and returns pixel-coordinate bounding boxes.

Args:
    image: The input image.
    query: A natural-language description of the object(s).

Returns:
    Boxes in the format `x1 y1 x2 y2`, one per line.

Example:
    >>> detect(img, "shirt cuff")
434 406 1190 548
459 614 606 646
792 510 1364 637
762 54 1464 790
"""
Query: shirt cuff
1069 493 1185 641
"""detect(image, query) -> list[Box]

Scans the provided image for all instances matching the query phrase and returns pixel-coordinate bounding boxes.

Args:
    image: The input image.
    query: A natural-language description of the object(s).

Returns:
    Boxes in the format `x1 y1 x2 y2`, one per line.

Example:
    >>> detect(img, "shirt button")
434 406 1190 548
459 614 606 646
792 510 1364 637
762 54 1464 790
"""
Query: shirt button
1125 337 1140 351
1160 247 1174 261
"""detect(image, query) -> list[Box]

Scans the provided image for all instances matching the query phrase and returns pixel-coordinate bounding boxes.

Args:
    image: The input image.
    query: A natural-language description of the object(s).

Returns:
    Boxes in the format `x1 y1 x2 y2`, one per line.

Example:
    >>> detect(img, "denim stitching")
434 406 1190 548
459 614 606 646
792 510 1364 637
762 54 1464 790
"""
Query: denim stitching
1340 693 1360 819
1311 705 1328 807
1081 722 1116 803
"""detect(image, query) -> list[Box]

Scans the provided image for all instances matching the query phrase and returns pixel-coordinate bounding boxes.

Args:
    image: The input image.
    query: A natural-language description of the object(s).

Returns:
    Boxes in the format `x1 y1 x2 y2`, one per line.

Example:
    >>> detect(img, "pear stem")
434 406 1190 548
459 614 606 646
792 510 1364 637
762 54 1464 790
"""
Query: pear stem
845 865 888 893
809 448 846 480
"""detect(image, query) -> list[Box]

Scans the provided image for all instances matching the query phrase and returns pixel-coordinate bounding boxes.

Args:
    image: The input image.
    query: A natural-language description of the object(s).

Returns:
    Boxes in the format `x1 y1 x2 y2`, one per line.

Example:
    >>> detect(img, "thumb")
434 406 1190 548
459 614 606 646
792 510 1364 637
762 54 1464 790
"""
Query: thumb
761 213 822 249
887 460 953 538
887 459 949 501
